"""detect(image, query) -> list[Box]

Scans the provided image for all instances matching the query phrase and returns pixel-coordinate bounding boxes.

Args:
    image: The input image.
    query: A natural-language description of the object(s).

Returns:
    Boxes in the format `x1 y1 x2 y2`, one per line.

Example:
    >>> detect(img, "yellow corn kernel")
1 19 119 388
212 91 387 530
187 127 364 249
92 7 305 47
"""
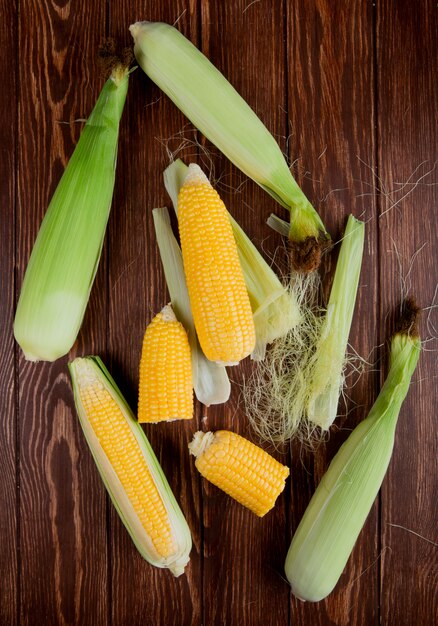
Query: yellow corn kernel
78 374 176 559
138 304 193 423
177 164 255 364
189 430 289 516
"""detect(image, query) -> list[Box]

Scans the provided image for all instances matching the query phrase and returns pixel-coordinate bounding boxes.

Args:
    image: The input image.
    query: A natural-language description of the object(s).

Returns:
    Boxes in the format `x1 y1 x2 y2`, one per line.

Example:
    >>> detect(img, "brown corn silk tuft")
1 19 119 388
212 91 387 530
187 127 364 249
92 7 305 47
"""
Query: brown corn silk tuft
98 38 134 78
289 236 332 273
396 296 421 336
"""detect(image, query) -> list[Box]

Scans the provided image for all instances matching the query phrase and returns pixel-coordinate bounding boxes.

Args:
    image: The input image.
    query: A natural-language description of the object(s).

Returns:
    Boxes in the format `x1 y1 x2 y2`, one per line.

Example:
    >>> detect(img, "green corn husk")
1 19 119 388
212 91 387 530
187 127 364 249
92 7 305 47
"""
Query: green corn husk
130 21 327 249
285 302 421 601
307 215 365 429
69 356 192 576
14 65 130 362
163 159 300 360
152 207 231 405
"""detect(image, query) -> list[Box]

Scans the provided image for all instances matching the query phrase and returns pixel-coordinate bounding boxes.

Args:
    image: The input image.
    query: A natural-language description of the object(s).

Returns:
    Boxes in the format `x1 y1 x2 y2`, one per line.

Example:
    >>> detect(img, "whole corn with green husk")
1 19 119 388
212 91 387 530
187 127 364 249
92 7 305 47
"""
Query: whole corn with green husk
164 160 300 361
189 430 289 517
69 356 192 576
138 304 193 423
14 58 130 362
152 207 231 406
177 163 255 364
130 21 328 270
285 299 421 601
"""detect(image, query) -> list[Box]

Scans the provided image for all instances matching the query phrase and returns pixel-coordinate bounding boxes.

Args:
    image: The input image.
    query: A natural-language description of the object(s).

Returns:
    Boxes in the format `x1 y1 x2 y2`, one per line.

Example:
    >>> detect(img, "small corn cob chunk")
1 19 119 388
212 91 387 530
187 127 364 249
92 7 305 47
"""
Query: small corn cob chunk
189 430 289 516
138 304 193 423
69 356 192 576
178 164 255 364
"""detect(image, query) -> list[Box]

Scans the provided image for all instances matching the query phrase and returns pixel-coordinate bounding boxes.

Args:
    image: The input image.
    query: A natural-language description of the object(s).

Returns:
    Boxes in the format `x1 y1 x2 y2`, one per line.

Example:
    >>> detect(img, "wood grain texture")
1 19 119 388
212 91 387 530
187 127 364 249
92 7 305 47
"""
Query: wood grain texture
200 2 290 624
286 1 380 624
377 2 438 624
0 1 18 624
3 0 436 624
17 1 109 624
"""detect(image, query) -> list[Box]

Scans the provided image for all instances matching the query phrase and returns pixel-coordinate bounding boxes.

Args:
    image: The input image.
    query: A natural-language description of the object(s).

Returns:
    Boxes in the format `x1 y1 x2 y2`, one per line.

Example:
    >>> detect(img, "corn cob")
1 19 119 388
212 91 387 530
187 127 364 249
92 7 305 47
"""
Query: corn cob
163 160 301 362
69 356 192 576
189 430 289 516
178 164 255 364
138 304 193 423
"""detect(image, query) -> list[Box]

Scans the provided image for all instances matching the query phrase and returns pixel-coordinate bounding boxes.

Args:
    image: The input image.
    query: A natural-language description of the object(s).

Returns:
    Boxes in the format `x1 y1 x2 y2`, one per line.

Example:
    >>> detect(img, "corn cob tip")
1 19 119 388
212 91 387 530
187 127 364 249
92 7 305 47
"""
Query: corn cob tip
183 163 211 187
160 303 177 322
71 356 102 390
188 431 214 458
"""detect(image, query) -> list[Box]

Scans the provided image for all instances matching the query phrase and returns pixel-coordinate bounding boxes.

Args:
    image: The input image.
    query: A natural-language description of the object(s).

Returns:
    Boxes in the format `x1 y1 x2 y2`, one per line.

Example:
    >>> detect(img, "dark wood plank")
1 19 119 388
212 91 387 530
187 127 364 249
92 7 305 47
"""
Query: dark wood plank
17 1 109 623
107 3 202 625
286 1 379 623
200 2 290 624
377 2 438 624
0 0 18 623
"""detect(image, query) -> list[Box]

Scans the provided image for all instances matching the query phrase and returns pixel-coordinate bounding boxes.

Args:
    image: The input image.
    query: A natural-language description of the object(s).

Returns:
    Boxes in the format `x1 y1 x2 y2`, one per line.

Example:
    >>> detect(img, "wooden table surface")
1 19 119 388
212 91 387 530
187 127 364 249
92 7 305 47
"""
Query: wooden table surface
1 1 437 625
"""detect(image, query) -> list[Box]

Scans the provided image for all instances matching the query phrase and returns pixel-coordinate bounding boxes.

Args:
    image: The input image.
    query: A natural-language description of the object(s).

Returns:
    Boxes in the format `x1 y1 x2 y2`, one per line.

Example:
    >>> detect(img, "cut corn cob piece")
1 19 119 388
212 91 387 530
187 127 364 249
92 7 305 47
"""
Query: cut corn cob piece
164 160 301 361
130 21 328 260
152 208 230 406
14 62 130 362
177 164 255 364
69 356 192 576
189 430 289 516
138 304 193 423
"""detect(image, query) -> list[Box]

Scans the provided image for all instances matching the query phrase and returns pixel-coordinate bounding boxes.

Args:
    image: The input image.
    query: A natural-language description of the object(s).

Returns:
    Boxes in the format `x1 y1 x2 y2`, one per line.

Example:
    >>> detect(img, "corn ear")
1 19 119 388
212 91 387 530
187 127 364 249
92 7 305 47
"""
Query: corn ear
69 356 192 576
130 21 327 247
176 163 255 363
285 306 421 601
138 304 193 423
164 159 300 360
14 66 130 361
